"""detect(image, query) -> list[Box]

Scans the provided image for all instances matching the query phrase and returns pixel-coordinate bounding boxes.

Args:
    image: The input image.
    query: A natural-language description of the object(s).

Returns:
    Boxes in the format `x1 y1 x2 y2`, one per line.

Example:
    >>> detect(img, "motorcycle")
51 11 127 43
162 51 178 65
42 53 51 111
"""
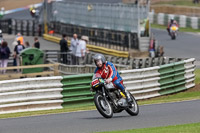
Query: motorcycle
91 74 139 118
170 24 178 40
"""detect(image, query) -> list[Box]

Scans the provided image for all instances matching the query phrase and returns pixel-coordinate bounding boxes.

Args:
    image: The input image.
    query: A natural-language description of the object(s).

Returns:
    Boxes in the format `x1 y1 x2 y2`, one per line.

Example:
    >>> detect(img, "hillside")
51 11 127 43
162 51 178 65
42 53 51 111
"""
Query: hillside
0 0 43 10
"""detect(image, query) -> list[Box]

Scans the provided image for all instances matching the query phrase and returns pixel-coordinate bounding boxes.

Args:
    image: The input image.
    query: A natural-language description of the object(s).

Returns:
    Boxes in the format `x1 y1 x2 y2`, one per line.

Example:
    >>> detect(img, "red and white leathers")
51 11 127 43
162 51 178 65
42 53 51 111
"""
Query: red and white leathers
94 61 125 92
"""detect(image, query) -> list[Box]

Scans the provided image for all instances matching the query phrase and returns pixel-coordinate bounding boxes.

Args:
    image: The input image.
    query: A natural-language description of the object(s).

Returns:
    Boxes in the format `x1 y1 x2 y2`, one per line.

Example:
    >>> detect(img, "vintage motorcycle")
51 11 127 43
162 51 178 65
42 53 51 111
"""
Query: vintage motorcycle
170 24 178 40
91 74 139 118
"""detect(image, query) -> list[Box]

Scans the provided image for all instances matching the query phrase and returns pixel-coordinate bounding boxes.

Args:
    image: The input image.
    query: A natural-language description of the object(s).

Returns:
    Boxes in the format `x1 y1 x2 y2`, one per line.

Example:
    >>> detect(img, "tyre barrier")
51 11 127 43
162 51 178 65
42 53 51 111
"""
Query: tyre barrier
0 58 195 114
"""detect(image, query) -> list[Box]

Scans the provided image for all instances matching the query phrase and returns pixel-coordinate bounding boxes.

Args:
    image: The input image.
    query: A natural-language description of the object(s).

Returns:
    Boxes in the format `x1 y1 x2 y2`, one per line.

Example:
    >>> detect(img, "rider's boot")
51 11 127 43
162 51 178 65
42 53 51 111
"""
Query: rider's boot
122 90 132 104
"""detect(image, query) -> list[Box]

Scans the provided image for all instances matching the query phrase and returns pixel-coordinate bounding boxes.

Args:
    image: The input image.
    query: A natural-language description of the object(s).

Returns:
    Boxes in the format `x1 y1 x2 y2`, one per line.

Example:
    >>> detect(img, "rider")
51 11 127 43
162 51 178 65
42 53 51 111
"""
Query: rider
167 17 179 35
92 53 132 104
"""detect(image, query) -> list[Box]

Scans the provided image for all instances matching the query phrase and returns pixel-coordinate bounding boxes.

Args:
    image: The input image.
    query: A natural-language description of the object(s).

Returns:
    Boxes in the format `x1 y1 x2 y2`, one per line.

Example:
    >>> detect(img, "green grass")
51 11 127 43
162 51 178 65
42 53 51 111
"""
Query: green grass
151 23 200 33
138 91 200 105
153 0 200 7
195 69 200 84
98 122 200 133
0 105 96 119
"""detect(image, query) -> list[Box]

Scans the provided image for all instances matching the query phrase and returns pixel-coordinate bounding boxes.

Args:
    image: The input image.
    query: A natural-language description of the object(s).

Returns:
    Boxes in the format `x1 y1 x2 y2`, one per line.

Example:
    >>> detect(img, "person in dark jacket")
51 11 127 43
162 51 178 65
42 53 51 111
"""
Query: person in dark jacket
0 41 11 74
59 34 69 64
33 37 40 49
14 40 25 72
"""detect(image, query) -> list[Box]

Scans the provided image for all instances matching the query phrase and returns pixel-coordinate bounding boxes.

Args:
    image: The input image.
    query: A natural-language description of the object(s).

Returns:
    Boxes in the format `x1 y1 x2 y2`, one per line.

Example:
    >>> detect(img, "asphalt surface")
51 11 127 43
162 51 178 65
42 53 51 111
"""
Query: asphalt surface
151 28 200 60
0 100 200 133
151 28 200 67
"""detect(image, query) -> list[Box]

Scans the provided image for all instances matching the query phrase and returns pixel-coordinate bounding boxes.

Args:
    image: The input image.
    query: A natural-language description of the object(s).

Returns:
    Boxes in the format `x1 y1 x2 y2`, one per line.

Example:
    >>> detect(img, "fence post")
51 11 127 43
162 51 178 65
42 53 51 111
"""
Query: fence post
54 63 59 76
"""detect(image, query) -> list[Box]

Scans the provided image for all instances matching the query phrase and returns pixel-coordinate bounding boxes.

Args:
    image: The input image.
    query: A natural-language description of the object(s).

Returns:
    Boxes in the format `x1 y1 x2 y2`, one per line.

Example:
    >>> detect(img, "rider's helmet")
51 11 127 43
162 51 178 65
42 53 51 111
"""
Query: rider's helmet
93 54 106 67
170 16 174 23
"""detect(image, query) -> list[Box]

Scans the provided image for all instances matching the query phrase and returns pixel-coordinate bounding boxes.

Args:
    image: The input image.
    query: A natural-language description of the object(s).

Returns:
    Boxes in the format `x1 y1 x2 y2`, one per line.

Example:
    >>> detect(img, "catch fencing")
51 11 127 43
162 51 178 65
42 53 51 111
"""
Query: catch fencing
0 58 195 114
49 1 148 33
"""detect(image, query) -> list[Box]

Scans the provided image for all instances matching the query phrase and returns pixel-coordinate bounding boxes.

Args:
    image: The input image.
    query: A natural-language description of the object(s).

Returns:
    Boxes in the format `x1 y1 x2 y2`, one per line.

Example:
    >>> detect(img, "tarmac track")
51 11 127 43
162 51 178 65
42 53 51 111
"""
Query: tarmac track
0 100 200 133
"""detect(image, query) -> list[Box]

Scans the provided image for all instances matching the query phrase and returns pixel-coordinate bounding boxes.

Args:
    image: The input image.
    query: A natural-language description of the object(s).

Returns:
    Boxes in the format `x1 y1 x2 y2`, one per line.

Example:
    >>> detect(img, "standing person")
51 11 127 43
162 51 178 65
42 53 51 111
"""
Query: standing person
149 34 156 58
12 38 18 71
0 29 3 45
14 40 25 72
16 33 24 45
70 33 79 65
33 37 40 49
59 34 69 64
0 41 11 74
75 36 88 65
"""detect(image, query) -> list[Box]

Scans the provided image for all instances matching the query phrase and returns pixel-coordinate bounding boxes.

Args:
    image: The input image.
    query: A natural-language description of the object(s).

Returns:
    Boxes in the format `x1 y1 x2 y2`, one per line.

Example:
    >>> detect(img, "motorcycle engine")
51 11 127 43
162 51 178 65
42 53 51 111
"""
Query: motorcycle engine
109 92 117 100
117 98 128 107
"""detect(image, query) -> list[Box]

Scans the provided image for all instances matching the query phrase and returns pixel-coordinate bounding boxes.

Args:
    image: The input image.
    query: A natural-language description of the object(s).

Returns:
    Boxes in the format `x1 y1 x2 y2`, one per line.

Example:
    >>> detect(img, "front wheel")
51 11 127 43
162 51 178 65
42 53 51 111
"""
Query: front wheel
126 92 139 116
94 93 113 118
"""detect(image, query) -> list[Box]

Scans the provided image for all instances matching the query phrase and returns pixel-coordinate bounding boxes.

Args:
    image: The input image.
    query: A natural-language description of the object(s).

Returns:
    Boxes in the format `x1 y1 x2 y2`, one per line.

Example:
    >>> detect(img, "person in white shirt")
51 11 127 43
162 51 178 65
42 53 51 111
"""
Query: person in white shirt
75 36 88 65
70 34 78 65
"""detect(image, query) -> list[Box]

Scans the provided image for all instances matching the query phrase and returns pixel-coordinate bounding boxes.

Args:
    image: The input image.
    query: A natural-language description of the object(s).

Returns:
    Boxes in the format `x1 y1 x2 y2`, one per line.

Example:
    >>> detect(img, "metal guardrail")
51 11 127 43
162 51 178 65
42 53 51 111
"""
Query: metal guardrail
0 58 195 114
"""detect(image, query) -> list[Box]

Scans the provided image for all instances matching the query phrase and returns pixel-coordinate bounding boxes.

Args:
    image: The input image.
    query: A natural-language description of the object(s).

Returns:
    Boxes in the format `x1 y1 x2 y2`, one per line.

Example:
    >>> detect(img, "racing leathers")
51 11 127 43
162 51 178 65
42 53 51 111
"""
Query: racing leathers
94 61 131 103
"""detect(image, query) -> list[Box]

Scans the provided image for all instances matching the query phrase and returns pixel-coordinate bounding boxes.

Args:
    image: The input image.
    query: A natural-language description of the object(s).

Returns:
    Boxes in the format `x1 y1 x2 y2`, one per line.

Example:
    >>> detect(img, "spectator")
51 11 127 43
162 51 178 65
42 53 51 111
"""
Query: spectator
75 36 88 65
25 41 30 48
12 38 18 70
59 34 69 64
0 29 3 45
158 46 164 57
16 33 24 45
149 35 156 58
33 37 40 49
14 40 25 72
0 41 11 74
70 33 79 65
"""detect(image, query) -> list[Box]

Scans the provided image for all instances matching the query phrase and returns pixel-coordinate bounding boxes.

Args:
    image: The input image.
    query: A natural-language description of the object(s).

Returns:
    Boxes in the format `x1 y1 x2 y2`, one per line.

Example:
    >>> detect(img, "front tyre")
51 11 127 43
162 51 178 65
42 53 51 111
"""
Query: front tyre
94 93 113 118
126 92 139 116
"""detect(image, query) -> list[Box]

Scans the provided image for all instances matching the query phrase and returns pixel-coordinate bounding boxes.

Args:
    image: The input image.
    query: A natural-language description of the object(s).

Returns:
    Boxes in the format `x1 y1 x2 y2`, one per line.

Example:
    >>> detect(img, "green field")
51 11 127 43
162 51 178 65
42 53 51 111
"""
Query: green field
153 0 200 7
98 122 200 133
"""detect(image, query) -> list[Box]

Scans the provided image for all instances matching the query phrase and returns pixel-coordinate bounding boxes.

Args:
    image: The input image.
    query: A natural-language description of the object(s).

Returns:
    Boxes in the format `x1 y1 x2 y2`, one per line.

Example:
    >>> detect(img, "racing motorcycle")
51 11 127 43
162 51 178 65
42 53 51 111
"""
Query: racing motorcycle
91 74 139 118
169 24 178 40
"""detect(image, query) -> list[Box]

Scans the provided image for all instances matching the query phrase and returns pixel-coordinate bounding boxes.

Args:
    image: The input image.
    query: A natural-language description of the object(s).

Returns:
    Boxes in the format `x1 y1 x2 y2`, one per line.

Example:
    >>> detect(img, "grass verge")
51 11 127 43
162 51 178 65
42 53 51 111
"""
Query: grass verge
152 0 200 7
151 24 200 33
98 122 200 133
0 106 96 119
0 69 199 119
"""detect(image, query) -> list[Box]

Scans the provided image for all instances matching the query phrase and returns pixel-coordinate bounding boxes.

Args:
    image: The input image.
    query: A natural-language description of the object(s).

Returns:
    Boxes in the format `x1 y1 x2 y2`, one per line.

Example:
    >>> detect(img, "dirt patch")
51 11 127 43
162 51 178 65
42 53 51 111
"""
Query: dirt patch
187 83 200 92
0 0 43 10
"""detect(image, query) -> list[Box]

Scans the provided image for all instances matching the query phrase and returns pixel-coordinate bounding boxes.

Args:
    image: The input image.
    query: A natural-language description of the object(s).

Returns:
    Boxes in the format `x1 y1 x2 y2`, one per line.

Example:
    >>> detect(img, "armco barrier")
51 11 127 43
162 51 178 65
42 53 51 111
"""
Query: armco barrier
121 58 195 99
0 58 195 114
61 74 94 108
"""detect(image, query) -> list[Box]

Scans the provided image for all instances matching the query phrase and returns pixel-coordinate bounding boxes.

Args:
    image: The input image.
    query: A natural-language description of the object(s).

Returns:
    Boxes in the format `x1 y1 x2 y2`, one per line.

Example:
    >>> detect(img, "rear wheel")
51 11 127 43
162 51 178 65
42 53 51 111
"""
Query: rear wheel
94 93 113 118
126 92 139 116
